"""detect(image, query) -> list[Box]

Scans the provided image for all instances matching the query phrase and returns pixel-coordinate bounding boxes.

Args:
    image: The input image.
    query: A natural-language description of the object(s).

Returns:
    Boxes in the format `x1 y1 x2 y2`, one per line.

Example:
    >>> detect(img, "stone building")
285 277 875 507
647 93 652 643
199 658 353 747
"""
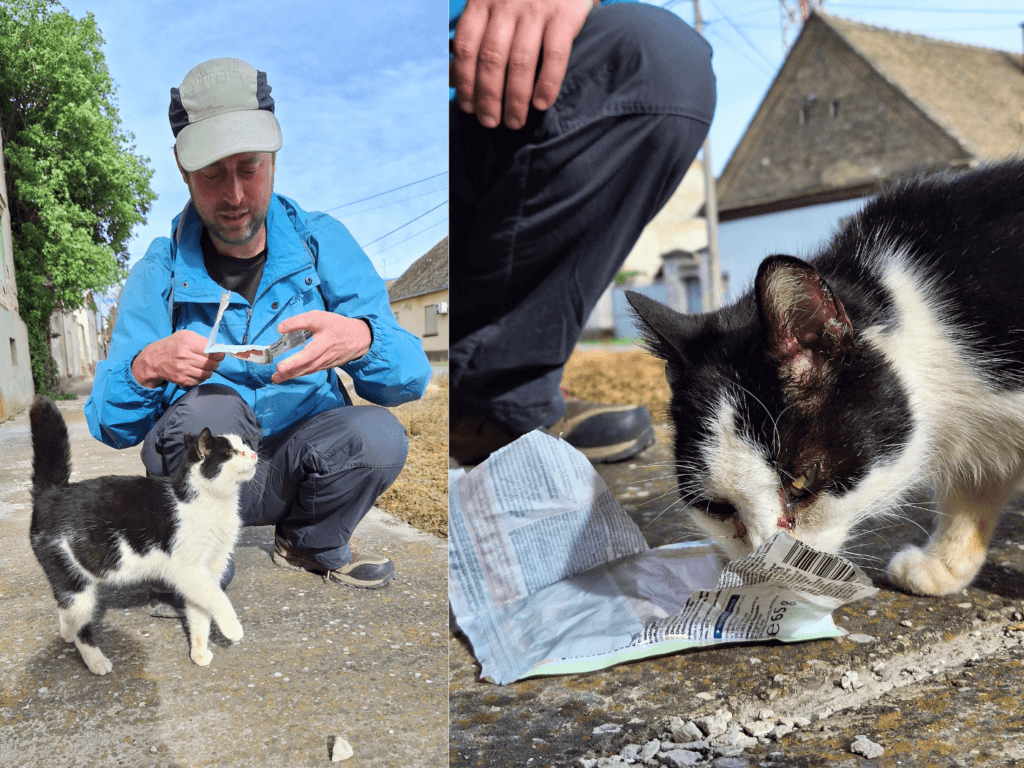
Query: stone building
714 12 1024 296
48 291 106 387
0 142 35 419
584 158 723 338
387 238 448 362
718 12 1024 220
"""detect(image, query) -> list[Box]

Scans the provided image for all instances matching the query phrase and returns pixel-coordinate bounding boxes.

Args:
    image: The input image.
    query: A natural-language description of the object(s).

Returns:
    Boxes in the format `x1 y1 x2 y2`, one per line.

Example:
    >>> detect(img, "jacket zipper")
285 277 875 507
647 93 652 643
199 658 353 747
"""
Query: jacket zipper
242 305 253 344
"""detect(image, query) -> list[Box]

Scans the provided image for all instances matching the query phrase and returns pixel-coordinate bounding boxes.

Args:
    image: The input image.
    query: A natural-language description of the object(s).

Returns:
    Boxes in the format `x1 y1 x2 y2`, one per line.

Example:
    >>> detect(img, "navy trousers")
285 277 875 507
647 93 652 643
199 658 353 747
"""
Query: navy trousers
450 2 716 433
142 384 408 572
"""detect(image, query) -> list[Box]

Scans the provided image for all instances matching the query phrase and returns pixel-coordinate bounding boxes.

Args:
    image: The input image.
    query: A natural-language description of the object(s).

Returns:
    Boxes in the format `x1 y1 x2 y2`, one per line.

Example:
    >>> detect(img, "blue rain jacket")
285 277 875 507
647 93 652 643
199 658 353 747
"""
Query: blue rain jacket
86 194 431 448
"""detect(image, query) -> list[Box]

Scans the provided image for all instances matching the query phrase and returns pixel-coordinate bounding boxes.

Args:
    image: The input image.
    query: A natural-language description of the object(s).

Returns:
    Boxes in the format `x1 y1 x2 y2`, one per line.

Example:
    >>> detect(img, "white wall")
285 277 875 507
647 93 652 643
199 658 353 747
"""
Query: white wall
717 197 869 303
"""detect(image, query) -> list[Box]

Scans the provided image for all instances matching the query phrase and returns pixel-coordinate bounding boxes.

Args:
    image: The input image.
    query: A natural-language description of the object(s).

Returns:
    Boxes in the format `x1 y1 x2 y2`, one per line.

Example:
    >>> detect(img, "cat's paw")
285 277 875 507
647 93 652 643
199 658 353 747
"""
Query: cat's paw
190 645 213 667
219 618 243 643
80 647 113 676
887 545 980 596
58 612 76 643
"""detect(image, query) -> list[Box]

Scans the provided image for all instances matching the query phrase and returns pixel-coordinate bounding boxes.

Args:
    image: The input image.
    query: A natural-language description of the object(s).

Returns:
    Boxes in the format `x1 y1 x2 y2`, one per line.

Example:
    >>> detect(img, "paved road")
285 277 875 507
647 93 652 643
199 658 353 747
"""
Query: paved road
0 382 448 767
450 427 1024 767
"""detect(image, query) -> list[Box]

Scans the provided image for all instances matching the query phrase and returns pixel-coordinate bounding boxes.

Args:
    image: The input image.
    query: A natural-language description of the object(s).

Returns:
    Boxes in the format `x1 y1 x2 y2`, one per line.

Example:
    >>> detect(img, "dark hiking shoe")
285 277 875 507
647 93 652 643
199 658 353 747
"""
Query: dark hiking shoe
549 389 656 463
272 533 395 589
148 557 235 618
450 391 656 466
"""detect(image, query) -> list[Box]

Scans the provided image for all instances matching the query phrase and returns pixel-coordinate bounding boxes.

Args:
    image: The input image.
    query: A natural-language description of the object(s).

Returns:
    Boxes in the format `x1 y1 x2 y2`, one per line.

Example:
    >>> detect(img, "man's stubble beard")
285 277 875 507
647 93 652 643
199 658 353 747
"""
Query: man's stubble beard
189 171 274 249
205 207 268 247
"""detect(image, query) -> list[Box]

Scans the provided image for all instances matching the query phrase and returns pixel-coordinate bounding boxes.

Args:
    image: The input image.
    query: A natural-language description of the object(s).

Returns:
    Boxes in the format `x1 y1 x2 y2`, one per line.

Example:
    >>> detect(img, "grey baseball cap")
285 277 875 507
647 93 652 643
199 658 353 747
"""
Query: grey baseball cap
169 57 282 172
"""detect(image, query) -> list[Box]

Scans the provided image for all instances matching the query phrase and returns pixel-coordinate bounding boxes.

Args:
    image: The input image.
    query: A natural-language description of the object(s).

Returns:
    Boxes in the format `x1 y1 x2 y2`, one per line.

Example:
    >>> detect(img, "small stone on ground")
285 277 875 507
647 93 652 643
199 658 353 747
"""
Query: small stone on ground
850 735 884 759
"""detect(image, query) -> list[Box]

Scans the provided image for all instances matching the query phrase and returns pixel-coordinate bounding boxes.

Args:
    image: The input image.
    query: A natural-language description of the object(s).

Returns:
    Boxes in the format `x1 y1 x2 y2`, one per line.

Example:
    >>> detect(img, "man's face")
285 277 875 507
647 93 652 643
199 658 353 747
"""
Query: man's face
181 152 275 253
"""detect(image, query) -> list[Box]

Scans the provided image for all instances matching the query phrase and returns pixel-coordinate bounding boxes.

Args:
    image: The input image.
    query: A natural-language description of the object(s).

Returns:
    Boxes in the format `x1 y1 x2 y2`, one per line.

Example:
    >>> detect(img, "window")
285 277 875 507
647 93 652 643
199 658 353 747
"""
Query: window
799 95 817 126
830 99 841 118
684 278 702 314
424 304 438 337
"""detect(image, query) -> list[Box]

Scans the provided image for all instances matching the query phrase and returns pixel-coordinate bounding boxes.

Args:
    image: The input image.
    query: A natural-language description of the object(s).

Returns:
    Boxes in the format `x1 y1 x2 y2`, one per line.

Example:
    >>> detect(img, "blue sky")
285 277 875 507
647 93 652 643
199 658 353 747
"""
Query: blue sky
53 0 1021 302
57 0 448 283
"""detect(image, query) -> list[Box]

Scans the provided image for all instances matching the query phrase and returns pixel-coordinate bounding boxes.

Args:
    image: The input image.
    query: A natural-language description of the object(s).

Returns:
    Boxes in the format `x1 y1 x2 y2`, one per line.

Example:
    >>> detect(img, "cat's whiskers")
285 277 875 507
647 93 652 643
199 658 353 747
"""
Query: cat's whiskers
241 448 274 504
731 382 788 457
848 458 937 529
640 490 701 530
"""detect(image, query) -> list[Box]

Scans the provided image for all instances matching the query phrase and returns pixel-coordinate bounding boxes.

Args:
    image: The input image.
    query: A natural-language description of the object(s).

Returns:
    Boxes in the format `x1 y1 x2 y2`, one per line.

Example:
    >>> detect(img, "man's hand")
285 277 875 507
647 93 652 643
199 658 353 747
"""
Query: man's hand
132 330 225 389
452 0 594 129
271 311 371 385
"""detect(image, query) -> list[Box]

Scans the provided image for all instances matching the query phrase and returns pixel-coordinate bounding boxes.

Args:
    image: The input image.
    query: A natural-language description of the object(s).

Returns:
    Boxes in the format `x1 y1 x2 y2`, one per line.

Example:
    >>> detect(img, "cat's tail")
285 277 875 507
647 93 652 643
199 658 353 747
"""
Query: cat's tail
30 396 72 489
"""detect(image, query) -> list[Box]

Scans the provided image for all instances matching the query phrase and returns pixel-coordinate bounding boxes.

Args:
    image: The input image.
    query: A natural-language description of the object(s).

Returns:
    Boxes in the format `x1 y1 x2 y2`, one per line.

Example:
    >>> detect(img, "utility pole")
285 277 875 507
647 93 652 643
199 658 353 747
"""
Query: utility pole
693 0 724 311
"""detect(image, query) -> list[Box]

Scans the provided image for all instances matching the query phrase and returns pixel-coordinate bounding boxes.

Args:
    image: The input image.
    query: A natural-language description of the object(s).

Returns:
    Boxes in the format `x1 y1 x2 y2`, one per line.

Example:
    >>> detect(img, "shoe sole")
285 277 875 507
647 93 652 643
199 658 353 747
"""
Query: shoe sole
273 550 395 589
328 569 396 589
573 425 656 463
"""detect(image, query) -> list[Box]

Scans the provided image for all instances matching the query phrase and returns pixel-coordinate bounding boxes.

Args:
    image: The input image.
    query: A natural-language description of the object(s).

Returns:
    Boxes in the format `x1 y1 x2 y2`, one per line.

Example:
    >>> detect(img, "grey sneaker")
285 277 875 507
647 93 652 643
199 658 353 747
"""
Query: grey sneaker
271 533 395 589
147 589 186 618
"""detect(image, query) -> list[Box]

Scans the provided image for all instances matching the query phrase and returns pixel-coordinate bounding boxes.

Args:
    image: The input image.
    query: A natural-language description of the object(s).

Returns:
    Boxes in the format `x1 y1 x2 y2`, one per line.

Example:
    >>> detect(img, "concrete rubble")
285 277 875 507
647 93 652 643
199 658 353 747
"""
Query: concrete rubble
451 429 1024 767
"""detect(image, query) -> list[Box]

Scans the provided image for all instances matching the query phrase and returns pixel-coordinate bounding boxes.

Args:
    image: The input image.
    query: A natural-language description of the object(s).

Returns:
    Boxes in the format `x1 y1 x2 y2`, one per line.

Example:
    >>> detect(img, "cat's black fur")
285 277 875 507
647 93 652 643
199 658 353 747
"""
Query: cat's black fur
29 396 256 674
628 159 1024 596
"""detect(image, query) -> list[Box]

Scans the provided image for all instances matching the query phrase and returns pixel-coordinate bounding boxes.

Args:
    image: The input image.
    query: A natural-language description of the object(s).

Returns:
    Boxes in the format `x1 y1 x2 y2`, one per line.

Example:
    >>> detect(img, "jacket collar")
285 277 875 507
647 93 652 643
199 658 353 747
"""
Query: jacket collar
170 194 316 305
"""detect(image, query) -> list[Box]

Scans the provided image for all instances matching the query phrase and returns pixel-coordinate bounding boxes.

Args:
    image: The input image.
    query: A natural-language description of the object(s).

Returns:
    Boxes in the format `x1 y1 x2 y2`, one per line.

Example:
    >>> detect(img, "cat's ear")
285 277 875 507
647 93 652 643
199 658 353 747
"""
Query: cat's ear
184 429 214 460
755 255 854 376
625 290 698 363
196 428 215 458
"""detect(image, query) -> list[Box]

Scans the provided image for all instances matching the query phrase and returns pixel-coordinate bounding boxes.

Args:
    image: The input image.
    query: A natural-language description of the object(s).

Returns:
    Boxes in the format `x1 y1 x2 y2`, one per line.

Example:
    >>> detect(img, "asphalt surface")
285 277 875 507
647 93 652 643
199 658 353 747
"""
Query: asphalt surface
450 425 1024 768
0 380 448 768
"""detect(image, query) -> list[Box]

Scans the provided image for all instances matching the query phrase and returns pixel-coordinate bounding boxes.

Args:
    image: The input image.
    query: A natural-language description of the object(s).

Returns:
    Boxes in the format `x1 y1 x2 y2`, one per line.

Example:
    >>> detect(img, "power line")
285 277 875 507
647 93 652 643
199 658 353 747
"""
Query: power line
359 200 448 249
702 24 777 75
367 217 448 259
323 171 448 213
835 4 1023 12
707 0 777 69
737 22 1020 31
340 186 448 218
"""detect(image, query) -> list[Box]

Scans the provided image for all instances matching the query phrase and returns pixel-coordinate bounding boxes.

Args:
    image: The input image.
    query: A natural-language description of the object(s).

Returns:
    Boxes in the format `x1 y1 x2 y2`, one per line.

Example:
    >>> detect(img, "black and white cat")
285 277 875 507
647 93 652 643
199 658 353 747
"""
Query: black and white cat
627 159 1024 597
29 396 257 674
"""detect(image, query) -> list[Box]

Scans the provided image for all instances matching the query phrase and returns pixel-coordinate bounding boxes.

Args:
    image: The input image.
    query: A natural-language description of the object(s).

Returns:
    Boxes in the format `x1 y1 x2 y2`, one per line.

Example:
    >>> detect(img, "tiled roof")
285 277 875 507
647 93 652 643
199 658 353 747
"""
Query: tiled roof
825 13 1024 161
387 238 448 302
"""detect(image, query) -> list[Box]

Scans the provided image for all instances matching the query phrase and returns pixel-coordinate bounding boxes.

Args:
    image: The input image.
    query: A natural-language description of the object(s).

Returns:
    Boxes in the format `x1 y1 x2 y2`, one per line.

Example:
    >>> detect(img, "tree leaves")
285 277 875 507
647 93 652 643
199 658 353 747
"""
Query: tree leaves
1 0 156 393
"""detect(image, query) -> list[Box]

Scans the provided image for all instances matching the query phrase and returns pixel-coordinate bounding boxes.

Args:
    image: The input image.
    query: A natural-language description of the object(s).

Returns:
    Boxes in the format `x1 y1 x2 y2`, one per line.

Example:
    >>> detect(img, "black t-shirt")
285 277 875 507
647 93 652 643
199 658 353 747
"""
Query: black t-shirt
200 228 267 306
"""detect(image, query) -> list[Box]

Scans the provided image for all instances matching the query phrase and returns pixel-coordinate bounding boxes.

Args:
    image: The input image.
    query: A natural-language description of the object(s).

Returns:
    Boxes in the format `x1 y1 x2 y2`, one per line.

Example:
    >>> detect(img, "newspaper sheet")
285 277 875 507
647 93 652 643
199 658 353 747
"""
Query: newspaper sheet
449 431 878 685
203 290 312 365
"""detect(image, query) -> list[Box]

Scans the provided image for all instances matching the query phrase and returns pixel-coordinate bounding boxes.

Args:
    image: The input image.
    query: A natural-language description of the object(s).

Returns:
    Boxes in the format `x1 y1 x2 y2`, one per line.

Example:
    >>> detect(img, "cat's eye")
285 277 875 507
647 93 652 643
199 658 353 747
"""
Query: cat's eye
697 499 738 520
785 462 822 503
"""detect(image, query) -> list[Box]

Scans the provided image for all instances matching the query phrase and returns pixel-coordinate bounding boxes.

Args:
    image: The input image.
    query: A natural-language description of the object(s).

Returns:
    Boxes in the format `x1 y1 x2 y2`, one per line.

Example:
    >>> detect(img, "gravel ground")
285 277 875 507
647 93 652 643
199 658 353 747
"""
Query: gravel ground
451 347 1024 768
367 374 448 538
562 347 671 423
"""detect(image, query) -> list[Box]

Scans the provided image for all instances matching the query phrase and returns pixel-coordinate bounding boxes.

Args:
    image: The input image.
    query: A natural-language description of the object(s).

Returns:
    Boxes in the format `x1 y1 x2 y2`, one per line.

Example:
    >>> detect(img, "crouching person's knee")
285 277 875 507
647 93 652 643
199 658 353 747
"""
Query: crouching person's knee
142 384 262 477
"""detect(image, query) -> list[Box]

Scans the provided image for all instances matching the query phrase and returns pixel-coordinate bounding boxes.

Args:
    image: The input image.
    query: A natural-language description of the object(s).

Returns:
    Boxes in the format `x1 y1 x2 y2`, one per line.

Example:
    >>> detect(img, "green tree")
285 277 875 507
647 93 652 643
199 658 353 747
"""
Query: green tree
0 0 155 394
